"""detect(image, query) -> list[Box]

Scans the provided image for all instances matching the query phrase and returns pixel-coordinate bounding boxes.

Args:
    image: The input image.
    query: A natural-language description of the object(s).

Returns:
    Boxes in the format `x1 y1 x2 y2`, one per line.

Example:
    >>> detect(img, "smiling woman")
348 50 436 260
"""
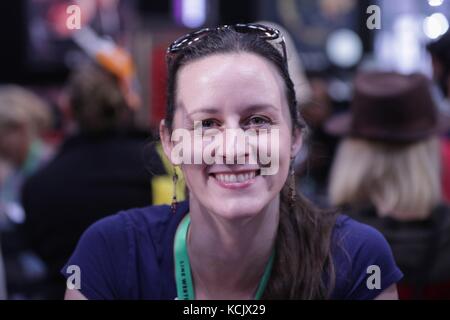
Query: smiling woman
62 23 403 300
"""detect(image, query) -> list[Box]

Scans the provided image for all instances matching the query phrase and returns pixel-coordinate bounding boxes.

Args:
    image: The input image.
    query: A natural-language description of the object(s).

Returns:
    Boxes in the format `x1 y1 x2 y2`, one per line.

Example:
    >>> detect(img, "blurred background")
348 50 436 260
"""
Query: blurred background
1 0 450 300
0 0 447 133
2 0 448 128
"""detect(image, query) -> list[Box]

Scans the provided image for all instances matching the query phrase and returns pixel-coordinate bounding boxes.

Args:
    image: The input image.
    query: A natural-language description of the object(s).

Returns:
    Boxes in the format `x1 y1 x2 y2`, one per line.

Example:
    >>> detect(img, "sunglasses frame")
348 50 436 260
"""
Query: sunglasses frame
166 23 287 66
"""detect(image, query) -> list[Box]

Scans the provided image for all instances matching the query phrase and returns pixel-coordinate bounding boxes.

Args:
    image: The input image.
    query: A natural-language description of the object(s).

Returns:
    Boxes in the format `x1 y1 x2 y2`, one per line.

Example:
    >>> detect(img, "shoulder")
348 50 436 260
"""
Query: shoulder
82 201 188 247
330 214 403 300
62 202 188 299
333 214 390 252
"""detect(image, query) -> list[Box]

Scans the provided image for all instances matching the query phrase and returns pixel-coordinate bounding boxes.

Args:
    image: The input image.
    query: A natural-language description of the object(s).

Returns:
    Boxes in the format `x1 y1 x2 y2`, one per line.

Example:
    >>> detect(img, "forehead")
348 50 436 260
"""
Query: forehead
176 53 286 111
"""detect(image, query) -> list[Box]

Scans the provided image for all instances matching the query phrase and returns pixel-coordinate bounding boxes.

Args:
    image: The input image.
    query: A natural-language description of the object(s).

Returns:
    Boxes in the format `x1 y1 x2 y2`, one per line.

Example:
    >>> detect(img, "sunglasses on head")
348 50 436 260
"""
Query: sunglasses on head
166 23 287 65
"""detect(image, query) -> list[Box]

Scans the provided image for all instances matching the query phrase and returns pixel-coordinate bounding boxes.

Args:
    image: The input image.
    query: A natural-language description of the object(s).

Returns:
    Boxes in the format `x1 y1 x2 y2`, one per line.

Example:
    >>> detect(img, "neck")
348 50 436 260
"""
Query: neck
187 196 279 299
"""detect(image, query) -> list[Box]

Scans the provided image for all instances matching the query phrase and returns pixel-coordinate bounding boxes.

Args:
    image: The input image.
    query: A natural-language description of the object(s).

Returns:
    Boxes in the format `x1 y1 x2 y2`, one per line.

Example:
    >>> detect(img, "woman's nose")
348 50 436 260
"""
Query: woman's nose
214 128 249 164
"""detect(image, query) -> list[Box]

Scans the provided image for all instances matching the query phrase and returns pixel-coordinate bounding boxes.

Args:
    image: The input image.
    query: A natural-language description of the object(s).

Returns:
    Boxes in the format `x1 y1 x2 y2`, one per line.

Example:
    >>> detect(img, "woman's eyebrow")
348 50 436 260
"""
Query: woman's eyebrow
187 108 220 118
187 104 278 118
244 104 278 113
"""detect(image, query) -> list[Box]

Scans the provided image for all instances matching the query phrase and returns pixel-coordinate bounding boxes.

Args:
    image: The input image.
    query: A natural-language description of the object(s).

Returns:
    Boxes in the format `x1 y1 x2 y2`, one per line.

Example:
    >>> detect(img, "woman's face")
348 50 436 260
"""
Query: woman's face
162 52 302 219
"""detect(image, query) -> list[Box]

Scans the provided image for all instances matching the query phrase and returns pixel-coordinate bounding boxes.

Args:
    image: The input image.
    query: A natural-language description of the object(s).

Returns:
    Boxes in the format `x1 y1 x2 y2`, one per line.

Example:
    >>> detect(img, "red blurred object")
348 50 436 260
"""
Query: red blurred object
398 282 450 300
46 2 71 38
149 45 168 128
46 0 94 39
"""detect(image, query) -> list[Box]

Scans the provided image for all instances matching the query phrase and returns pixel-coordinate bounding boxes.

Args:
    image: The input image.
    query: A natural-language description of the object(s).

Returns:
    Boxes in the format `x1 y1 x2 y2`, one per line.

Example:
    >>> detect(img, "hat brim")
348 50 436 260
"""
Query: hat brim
324 111 450 139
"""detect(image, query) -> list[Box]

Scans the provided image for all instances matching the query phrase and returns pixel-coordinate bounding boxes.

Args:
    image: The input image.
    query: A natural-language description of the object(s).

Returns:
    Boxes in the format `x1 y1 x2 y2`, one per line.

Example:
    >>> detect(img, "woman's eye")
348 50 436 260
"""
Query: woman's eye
201 119 218 128
246 116 271 127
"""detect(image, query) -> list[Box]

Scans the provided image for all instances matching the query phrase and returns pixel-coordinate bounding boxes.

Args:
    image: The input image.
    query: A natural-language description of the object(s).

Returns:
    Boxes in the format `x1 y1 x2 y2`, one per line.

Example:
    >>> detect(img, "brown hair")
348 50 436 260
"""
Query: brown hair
166 27 338 299
67 63 133 133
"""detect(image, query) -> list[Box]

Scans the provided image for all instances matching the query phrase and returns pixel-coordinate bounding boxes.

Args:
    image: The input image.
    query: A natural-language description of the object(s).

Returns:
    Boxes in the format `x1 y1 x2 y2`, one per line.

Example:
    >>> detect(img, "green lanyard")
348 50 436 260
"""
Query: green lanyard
174 214 275 300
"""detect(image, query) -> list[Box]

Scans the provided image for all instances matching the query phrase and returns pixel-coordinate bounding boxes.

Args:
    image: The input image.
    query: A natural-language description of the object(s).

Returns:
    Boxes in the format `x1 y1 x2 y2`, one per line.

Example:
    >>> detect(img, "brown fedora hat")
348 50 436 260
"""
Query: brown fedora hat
325 71 450 143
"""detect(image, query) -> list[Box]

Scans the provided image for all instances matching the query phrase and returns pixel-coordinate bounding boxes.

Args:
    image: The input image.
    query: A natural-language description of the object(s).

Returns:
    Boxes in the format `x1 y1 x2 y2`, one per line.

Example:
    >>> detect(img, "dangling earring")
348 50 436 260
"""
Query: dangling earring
288 157 296 207
171 169 179 214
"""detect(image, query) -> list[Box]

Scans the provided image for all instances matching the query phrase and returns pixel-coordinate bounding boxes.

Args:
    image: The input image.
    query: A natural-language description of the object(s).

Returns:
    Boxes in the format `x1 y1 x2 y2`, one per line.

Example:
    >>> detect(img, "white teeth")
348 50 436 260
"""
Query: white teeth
215 171 257 183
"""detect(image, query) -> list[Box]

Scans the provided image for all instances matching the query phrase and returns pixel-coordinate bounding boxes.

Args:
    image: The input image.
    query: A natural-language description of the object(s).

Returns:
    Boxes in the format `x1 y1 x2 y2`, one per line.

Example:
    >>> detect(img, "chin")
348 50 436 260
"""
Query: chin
208 197 268 221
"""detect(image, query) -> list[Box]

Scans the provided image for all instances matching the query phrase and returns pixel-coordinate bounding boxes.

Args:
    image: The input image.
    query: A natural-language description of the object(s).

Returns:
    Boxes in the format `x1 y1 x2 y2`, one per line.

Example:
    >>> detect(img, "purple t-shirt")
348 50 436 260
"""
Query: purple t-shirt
61 201 403 299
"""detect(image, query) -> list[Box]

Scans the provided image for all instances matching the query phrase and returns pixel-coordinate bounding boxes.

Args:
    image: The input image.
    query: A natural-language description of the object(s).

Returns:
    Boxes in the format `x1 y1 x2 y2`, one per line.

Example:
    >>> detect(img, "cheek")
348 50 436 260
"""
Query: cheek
180 164 207 193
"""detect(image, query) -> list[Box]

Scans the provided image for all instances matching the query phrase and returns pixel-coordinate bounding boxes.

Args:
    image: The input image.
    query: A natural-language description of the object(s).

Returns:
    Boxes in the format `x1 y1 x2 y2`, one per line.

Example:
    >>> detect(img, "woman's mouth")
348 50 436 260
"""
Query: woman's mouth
210 170 261 189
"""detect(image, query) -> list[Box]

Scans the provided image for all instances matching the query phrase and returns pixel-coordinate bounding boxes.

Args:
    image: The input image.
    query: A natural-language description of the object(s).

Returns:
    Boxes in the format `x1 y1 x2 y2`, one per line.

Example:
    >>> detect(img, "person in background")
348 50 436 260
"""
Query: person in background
427 31 450 203
0 86 53 209
326 71 450 299
21 62 166 299
0 85 53 299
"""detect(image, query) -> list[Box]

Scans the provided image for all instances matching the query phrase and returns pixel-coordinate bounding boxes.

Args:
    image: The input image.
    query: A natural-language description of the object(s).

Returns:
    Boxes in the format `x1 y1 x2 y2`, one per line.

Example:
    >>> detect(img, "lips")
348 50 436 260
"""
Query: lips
210 169 261 189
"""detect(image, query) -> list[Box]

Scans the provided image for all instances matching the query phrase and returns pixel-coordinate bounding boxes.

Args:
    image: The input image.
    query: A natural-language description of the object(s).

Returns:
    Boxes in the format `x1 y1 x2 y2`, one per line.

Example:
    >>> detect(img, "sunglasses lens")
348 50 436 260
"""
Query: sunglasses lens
234 24 279 40
169 28 212 53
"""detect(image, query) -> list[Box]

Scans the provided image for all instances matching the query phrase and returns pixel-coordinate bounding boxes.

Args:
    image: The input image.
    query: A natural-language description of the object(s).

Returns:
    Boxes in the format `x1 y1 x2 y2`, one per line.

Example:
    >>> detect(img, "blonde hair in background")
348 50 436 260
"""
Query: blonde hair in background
0 85 52 134
328 137 441 221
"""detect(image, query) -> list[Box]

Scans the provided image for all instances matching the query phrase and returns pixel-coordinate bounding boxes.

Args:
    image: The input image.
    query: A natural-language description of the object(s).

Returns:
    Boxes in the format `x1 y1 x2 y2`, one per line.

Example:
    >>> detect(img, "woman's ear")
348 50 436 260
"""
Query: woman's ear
291 127 303 157
160 119 174 164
